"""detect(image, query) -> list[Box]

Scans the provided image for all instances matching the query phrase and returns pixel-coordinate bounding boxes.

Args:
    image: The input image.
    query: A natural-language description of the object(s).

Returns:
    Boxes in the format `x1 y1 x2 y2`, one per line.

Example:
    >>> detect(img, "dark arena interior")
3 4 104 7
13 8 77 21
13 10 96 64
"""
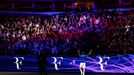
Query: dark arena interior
0 0 134 75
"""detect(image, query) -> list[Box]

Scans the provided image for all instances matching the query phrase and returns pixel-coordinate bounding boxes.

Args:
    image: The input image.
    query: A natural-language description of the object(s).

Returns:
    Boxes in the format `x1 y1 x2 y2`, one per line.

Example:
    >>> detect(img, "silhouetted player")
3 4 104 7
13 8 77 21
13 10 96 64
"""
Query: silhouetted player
37 49 47 75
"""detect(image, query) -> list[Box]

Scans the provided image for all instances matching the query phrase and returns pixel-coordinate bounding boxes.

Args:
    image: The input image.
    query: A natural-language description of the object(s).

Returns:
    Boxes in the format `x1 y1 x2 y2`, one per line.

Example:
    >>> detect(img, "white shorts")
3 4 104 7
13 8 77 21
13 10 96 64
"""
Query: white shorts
80 62 86 68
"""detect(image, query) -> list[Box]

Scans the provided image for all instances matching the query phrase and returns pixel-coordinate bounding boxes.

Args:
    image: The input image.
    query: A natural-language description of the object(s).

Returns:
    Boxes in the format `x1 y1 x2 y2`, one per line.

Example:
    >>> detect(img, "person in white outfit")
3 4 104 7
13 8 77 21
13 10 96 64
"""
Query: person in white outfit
78 50 92 75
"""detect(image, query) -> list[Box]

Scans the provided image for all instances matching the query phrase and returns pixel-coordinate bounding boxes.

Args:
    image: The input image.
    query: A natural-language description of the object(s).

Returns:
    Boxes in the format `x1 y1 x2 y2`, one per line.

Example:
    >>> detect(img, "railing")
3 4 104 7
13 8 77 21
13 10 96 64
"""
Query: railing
0 11 63 15
0 0 75 2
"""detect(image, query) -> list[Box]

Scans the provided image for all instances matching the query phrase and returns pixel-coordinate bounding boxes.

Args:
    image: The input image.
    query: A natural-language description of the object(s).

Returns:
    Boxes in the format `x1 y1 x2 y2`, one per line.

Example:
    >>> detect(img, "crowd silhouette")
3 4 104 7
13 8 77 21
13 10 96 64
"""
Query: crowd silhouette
0 10 134 56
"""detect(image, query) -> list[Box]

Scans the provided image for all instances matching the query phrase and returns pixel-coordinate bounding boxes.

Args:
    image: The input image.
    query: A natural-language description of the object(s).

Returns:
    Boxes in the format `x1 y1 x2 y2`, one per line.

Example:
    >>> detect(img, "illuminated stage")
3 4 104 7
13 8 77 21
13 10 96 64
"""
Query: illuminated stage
0 54 134 73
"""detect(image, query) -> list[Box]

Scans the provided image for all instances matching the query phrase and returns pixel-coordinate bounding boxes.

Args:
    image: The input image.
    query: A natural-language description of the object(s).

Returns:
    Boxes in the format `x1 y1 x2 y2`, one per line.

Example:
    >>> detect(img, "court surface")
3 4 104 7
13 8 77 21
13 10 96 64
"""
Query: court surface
0 54 134 73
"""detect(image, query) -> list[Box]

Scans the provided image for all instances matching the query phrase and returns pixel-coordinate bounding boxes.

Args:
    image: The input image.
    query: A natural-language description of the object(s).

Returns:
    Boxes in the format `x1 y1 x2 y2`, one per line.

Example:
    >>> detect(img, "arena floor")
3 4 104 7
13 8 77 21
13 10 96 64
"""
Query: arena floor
0 54 134 73
0 72 132 75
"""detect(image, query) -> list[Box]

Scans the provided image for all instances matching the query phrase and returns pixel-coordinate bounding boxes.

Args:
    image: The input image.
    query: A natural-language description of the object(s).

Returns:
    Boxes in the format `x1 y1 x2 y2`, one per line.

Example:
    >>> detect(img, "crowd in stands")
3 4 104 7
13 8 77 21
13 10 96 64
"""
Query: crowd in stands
0 10 134 56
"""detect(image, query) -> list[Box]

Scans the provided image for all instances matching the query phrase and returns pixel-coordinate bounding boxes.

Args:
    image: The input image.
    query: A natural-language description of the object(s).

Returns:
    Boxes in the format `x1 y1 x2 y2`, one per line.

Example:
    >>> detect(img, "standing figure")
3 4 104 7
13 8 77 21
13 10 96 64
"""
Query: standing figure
37 49 47 75
78 50 92 75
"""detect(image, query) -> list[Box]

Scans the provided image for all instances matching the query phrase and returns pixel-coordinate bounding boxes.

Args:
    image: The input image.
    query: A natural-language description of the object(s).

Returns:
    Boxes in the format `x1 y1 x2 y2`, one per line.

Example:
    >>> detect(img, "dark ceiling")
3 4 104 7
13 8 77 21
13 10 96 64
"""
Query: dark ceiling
95 0 133 8
0 0 133 11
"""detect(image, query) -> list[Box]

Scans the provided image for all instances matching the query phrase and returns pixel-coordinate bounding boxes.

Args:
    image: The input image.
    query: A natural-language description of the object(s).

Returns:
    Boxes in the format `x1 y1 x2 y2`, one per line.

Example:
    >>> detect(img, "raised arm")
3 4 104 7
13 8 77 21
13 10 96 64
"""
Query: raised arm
78 50 81 56
86 50 92 56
